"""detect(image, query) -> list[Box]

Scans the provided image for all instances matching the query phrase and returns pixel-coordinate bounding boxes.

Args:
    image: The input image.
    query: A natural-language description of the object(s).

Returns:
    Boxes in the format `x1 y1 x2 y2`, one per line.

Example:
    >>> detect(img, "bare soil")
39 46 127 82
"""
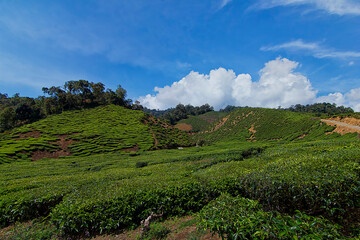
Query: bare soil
15 131 42 139
120 144 140 152
31 134 77 161
212 116 229 132
322 118 360 135
89 215 221 240
175 123 193 132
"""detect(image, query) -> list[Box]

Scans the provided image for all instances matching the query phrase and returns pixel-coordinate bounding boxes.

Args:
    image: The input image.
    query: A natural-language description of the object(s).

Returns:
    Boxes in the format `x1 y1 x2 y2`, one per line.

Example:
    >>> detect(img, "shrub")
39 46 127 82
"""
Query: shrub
199 194 343 240
136 161 148 168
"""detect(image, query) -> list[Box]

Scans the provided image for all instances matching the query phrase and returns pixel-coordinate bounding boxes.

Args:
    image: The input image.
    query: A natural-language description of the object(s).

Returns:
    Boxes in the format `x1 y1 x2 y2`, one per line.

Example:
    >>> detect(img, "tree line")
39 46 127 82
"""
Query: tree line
0 80 135 132
143 103 214 125
284 103 354 115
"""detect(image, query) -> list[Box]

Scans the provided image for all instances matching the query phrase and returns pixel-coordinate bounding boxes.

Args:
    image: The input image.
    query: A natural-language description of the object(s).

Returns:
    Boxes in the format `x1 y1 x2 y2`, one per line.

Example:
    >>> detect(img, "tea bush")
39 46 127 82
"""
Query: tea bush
199 194 343 239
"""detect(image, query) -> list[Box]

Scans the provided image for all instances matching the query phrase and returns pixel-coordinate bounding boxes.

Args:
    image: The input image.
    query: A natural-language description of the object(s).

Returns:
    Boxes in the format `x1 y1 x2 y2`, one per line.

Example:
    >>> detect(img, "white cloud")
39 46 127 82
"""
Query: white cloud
345 88 360 111
317 89 360 111
220 0 233 9
139 57 318 110
261 39 360 60
253 0 360 15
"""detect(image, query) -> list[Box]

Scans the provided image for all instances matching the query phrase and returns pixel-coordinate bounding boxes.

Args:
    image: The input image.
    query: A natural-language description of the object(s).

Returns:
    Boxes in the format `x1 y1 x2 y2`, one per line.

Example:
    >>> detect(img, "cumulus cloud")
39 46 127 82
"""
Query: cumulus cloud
252 0 360 16
319 89 360 112
261 40 360 60
139 57 318 110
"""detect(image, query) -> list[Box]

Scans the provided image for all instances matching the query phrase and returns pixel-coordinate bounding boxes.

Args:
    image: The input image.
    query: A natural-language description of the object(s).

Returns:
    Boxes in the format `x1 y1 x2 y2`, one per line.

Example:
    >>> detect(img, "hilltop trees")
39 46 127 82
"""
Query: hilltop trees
286 103 354 115
41 80 131 112
151 103 214 124
0 80 133 132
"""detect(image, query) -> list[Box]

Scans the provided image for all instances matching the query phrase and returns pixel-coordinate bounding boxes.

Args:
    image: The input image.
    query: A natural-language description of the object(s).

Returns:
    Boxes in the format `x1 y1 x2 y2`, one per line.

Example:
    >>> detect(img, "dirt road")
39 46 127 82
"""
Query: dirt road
321 119 360 135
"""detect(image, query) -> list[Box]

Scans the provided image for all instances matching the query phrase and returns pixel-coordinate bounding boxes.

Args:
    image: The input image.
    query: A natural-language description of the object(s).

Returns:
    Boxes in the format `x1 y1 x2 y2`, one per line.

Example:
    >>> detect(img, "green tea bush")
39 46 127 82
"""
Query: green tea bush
136 161 148 168
50 181 220 234
0 139 359 237
199 194 343 240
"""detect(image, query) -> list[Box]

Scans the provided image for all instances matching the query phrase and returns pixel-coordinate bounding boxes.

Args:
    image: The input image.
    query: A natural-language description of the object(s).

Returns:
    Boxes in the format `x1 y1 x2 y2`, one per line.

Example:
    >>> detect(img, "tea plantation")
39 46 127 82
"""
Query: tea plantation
0 105 193 163
195 107 340 143
0 107 359 239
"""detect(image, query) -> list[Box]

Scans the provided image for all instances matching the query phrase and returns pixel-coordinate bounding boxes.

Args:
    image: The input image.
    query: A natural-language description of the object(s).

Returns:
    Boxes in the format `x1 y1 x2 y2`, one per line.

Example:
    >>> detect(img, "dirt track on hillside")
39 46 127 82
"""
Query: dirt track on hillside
321 119 360 135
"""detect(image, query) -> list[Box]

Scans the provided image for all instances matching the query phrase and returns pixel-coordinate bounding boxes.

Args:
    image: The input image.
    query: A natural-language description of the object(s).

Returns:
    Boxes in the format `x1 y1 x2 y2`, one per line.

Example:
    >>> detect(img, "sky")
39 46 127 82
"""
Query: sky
0 0 360 111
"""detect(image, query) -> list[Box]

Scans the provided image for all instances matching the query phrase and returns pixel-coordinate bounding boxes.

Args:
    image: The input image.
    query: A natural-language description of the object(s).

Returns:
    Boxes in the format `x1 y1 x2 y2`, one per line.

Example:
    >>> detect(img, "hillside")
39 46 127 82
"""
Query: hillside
1 139 359 239
175 111 227 132
0 105 193 163
193 107 352 143
1 106 359 239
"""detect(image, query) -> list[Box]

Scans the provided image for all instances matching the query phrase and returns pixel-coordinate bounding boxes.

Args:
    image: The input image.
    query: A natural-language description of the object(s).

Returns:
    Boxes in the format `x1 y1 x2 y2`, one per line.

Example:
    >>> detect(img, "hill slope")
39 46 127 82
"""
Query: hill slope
175 111 227 132
194 108 354 143
0 105 193 163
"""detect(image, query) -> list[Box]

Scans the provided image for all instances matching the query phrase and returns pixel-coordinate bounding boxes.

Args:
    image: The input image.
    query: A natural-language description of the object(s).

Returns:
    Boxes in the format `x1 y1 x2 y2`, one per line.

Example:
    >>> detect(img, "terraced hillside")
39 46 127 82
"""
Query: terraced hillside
195 107 351 143
0 105 193 163
175 111 227 133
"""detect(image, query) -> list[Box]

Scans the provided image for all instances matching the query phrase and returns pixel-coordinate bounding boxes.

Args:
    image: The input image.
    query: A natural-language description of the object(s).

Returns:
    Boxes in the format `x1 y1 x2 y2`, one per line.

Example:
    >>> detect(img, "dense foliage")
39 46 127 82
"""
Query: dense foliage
144 103 214 124
285 102 354 115
199 194 343 239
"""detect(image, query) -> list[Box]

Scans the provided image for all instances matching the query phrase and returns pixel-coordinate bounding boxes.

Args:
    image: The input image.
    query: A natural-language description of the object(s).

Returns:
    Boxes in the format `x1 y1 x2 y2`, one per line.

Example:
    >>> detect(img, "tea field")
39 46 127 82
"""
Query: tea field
176 111 227 133
0 137 359 239
194 107 341 143
0 105 193 164
0 107 359 239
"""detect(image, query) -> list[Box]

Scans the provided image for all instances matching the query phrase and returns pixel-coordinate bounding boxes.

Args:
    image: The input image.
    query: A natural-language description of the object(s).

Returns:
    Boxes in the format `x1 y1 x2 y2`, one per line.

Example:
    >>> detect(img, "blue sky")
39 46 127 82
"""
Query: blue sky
1 0 360 110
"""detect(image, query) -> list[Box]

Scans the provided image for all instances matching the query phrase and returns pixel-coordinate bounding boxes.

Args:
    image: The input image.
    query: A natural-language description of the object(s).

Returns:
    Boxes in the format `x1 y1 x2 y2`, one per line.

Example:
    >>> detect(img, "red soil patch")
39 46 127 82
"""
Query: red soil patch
322 119 360 135
120 144 140 152
297 134 307 139
31 149 71 161
31 134 77 161
175 123 193 132
15 131 41 139
332 117 360 127
249 125 256 134
211 116 229 132
50 135 77 150
248 125 257 141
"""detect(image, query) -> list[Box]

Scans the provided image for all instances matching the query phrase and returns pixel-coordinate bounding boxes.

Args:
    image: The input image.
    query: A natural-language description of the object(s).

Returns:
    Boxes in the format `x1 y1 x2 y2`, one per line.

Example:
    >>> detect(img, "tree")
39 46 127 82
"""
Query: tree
132 100 143 110
15 103 33 121
0 107 16 131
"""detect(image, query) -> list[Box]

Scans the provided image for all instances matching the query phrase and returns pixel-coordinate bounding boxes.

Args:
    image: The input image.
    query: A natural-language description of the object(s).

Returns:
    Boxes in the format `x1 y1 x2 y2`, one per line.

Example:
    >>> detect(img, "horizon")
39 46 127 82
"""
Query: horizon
1 0 359 110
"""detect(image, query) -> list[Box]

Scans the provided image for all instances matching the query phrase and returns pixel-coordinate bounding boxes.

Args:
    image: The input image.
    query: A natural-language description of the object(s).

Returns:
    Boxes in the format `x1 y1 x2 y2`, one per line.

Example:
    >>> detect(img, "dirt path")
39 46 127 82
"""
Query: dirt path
321 119 360 135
